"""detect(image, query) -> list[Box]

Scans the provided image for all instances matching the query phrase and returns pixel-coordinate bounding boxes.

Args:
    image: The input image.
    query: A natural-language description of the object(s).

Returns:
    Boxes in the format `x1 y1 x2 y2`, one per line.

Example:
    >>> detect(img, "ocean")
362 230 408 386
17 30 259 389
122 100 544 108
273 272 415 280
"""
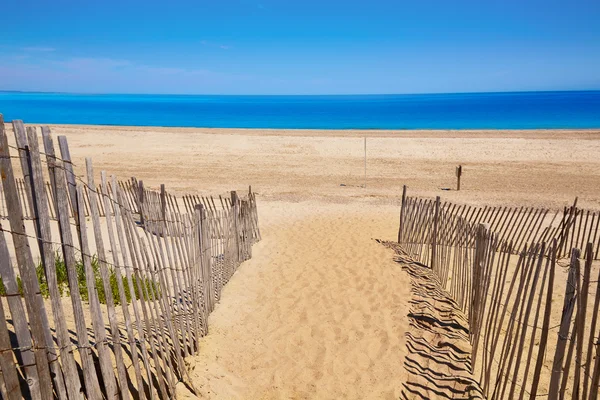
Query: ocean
0 90 598 129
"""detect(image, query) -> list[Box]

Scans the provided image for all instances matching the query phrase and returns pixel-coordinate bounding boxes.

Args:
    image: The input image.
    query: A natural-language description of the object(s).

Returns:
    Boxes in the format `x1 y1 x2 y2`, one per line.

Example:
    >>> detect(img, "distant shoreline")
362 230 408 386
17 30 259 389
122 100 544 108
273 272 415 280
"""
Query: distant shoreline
6 121 600 133
12 123 599 140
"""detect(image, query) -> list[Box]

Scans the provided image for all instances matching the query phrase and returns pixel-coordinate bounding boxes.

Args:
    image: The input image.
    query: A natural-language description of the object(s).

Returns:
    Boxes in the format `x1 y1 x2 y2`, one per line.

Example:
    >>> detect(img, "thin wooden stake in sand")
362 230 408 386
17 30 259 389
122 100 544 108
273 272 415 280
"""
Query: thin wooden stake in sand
456 165 463 191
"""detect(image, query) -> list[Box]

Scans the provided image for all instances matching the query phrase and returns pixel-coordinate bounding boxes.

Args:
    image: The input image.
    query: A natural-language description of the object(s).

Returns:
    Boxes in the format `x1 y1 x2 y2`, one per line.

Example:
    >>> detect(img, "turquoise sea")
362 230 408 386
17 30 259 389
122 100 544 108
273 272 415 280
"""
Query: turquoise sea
0 90 599 129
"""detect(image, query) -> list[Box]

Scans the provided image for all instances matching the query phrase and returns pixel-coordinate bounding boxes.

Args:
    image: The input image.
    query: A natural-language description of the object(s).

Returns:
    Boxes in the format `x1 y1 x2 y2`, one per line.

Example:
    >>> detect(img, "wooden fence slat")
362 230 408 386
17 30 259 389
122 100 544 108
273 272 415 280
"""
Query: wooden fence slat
490 246 530 398
110 175 155 399
504 243 545 399
26 127 82 400
101 172 147 400
0 227 42 400
53 161 103 399
0 117 55 400
76 184 119 398
56 136 79 224
136 193 178 395
118 195 170 400
85 159 131 400
0 298 21 400
527 240 557 399
517 243 552 400
40 127 59 219
548 248 579 400
572 242 592 399
591 337 600 400
11 120 36 216
593 211 600 260
583 245 600 400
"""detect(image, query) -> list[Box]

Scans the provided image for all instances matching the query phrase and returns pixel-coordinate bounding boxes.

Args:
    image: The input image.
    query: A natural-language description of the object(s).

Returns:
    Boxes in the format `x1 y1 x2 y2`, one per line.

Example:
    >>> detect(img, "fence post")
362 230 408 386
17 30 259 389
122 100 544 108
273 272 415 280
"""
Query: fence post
0 116 55 400
160 183 167 236
548 248 580 400
26 127 82 399
471 223 489 367
197 203 214 315
431 196 440 272
138 180 145 226
160 184 166 222
11 120 36 216
398 185 407 243
57 135 78 221
193 204 208 336
231 191 240 263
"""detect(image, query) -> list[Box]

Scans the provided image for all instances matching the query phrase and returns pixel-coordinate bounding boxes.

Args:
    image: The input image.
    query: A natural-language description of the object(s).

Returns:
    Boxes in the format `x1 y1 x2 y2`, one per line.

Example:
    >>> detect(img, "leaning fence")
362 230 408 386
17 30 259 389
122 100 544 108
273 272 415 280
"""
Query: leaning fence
398 186 600 399
0 116 261 399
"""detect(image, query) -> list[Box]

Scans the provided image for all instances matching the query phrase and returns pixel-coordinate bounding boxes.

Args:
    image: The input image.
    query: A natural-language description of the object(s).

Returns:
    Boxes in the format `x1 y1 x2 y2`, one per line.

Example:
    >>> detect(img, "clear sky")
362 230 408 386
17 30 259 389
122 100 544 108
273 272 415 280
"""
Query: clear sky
1 0 599 95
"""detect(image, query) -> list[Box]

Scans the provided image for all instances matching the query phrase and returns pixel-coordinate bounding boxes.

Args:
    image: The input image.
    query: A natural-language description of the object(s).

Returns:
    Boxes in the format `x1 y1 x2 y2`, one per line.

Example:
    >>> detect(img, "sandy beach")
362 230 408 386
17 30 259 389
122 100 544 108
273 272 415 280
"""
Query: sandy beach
5 124 600 398
38 125 600 210
3 0 599 397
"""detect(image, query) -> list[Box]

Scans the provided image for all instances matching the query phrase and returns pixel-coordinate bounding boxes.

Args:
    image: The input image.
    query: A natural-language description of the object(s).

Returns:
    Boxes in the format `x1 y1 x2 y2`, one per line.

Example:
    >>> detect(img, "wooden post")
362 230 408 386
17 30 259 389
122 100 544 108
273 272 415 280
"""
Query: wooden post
53 161 103 398
584 245 600 400
138 180 145 226
0 116 55 400
110 176 154 399
398 185 407 243
41 127 59 216
548 248 579 400
11 120 36 215
471 223 487 342
231 191 240 263
160 183 167 237
573 242 592 399
456 165 462 191
160 183 166 222
529 240 557 400
431 196 440 272
75 184 119 398
0 228 42 400
100 172 147 399
26 127 82 399
0 299 21 399
85 159 130 400
57 135 79 223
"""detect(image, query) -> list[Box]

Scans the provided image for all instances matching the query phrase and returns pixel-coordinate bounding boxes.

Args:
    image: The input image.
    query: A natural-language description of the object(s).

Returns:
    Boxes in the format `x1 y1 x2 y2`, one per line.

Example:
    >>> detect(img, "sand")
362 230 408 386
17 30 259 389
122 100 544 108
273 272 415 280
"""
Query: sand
35 125 600 209
178 201 410 399
5 124 600 398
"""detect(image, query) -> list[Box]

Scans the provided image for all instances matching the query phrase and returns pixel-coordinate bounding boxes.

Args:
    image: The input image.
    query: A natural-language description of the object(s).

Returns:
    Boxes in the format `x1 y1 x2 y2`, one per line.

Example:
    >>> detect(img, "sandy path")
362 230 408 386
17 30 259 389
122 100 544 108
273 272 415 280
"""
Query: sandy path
178 201 411 399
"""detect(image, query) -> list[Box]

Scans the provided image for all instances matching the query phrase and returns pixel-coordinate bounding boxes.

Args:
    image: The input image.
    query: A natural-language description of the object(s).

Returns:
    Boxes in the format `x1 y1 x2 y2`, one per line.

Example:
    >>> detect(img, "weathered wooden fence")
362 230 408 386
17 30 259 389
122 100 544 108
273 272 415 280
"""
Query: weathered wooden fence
398 186 600 399
0 116 261 399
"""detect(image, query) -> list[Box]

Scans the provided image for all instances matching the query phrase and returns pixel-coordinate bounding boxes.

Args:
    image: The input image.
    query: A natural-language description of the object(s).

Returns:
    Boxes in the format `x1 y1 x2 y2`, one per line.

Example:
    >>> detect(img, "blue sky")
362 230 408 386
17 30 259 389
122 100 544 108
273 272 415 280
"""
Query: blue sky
1 0 599 95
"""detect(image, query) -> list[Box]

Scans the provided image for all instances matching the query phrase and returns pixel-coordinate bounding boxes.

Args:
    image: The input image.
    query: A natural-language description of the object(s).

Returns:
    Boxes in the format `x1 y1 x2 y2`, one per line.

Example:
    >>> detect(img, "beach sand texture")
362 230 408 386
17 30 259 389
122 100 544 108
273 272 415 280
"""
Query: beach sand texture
3 125 600 398
43 125 600 208
178 201 411 399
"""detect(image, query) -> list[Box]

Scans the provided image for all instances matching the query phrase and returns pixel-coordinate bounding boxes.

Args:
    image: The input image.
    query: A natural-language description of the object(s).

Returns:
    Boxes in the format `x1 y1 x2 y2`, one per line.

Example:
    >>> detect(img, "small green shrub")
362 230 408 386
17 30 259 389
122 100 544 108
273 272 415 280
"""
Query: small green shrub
0 276 25 296
2 252 160 305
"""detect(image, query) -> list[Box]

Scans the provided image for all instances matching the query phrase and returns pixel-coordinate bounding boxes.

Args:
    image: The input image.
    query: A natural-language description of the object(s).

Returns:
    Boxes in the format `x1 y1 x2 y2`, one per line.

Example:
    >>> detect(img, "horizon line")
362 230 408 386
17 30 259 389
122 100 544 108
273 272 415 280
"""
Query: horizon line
1 88 600 97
